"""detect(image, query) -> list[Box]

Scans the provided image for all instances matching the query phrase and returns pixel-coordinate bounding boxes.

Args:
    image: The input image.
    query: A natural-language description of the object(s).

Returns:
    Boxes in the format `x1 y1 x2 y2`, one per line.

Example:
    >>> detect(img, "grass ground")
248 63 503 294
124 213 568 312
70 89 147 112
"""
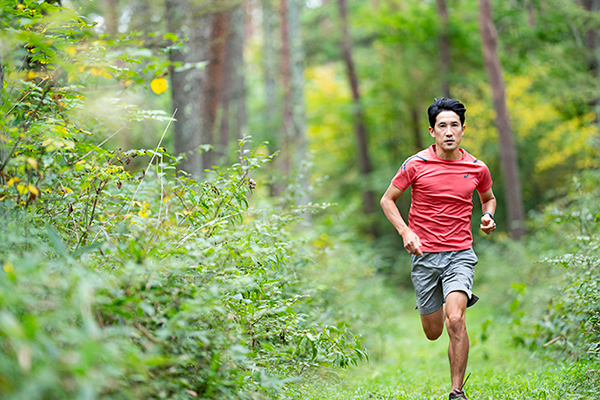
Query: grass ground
285 241 599 399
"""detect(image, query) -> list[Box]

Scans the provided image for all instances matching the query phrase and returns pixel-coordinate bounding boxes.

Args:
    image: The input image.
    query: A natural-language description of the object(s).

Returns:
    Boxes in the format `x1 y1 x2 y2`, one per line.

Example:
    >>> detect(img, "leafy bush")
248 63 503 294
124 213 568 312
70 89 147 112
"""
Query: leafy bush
0 3 365 398
530 170 600 361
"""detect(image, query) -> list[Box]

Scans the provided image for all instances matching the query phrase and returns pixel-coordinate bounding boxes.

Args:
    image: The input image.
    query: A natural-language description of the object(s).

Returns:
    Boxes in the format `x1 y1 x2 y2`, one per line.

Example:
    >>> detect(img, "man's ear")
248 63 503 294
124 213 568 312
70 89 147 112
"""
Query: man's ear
428 126 435 137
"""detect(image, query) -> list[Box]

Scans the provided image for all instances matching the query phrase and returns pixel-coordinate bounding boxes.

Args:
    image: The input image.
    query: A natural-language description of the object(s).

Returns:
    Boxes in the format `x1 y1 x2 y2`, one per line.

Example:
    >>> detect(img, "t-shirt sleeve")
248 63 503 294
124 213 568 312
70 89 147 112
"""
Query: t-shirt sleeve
476 166 493 193
391 159 416 192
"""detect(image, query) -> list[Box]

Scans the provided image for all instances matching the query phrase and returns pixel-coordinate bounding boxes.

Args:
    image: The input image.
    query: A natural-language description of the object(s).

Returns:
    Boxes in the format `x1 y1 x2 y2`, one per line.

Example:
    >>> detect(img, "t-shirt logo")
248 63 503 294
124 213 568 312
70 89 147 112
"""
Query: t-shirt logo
464 173 470 178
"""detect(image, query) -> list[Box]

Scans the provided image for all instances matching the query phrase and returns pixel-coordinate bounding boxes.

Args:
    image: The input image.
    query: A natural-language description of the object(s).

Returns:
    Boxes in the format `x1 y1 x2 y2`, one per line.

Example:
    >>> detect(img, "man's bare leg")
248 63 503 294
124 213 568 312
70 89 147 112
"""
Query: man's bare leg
419 306 445 341
445 291 469 390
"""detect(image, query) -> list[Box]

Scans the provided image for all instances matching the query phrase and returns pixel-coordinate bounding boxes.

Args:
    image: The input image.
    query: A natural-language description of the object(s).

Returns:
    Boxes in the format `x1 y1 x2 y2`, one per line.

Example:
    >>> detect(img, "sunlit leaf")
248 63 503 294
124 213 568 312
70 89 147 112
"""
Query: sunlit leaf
151 77 168 95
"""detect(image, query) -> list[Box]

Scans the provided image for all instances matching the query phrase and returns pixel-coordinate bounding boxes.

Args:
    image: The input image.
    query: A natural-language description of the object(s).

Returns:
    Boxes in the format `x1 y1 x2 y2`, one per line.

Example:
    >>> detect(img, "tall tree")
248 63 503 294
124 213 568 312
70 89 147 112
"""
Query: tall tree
102 0 119 37
217 5 247 165
0 49 5 170
410 102 424 151
479 0 525 239
262 0 277 136
280 0 293 178
436 0 451 98
218 16 233 163
129 0 153 35
287 0 307 179
338 0 376 216
165 0 211 179
202 10 230 169
582 0 600 165
231 6 248 144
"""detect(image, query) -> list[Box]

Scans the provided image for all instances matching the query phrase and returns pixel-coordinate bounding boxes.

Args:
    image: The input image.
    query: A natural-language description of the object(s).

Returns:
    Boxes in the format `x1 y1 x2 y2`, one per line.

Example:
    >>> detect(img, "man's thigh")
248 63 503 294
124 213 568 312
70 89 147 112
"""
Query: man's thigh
411 252 445 315
441 248 478 301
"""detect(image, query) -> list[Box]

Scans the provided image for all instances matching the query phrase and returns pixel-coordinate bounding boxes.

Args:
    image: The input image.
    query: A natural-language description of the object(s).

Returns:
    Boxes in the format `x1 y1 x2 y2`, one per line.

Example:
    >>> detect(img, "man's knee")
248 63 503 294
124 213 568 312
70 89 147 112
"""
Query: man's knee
424 327 443 341
420 307 445 341
445 313 465 333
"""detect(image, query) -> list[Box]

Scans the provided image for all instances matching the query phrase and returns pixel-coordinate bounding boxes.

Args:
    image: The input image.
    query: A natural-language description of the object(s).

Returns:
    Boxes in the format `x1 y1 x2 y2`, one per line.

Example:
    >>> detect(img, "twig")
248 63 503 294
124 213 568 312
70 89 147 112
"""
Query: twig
0 135 23 173
175 210 248 249
126 109 176 215
156 154 165 227
134 323 161 345
4 86 38 118
543 335 563 347
205 169 249 237
75 122 130 163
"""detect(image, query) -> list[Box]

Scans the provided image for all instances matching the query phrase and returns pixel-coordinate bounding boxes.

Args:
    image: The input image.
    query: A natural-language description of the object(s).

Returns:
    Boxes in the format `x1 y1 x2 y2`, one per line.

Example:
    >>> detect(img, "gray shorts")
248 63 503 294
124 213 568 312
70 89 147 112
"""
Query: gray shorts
410 248 478 315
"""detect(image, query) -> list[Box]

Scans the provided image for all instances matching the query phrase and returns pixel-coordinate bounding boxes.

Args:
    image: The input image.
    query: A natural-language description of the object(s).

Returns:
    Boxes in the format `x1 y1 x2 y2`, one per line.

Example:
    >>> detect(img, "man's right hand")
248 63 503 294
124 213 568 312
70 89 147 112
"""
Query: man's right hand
400 228 423 256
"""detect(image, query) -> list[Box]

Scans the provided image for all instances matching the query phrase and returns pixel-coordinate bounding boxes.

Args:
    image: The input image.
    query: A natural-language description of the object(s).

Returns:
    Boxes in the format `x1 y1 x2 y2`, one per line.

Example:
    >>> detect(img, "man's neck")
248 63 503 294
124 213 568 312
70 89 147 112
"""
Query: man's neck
433 145 463 161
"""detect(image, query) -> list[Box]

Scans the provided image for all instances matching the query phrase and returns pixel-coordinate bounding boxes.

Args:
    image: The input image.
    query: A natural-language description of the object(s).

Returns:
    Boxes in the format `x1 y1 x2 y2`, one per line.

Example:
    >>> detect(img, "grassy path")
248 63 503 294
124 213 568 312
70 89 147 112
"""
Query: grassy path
288 243 589 399
295 294 567 399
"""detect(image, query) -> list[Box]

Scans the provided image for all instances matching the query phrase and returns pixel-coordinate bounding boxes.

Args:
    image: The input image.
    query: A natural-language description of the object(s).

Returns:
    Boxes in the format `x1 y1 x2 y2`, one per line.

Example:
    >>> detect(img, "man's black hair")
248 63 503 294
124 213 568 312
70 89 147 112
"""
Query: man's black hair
427 97 466 128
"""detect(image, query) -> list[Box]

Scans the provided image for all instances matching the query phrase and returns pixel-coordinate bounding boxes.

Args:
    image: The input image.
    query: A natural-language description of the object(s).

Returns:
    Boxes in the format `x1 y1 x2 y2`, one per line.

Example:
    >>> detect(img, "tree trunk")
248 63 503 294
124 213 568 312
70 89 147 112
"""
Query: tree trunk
262 0 277 135
479 0 526 240
288 0 307 171
103 0 119 37
0 49 6 172
338 0 376 216
583 0 600 166
228 7 248 148
129 0 152 35
218 19 234 164
410 102 424 151
280 0 292 178
165 0 210 179
526 0 536 27
436 0 451 98
202 11 230 169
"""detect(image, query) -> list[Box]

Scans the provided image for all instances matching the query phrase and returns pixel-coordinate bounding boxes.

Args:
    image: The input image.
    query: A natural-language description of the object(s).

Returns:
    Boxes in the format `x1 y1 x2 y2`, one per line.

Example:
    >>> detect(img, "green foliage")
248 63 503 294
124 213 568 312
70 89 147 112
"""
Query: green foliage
530 170 600 362
0 2 365 398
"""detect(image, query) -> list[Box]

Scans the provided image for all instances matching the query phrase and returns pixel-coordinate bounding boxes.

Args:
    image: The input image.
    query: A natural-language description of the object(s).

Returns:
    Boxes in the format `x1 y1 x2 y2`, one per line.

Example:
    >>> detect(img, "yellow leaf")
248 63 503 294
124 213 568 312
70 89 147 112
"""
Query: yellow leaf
7 177 20 186
151 78 168 95
28 184 39 196
65 46 76 57
26 158 38 170
17 184 27 195
3 262 14 273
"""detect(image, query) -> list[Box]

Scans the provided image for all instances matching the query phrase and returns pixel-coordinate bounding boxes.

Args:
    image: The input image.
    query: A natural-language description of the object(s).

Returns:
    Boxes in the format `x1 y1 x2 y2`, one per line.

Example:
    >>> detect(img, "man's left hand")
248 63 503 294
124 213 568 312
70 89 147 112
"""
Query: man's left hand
480 215 496 235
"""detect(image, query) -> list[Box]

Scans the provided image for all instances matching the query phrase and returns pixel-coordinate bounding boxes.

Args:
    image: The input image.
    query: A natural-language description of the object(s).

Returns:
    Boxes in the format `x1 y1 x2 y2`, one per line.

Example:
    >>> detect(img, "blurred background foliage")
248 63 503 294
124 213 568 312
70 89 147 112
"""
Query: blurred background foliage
1 0 599 398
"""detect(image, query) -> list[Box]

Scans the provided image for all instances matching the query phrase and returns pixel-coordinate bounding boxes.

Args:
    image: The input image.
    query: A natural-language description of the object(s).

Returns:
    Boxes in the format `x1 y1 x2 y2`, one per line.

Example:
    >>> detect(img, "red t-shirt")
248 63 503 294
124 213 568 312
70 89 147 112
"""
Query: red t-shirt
391 145 493 252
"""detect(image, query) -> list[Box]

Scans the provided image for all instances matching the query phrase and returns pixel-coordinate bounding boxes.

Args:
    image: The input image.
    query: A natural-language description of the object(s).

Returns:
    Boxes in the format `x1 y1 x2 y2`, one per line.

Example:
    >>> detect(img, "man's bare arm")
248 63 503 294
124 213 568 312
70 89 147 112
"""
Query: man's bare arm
478 187 497 235
380 184 423 256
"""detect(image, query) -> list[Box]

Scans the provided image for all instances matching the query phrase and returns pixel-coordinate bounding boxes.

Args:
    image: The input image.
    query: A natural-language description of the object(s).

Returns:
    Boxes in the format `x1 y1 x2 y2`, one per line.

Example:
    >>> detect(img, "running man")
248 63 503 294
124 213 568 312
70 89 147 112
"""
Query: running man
380 98 497 400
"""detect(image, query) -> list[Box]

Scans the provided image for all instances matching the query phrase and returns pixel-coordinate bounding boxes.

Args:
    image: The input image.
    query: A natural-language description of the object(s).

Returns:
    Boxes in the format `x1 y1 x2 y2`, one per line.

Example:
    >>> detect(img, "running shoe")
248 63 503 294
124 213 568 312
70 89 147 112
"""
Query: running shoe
449 372 471 399
449 388 468 399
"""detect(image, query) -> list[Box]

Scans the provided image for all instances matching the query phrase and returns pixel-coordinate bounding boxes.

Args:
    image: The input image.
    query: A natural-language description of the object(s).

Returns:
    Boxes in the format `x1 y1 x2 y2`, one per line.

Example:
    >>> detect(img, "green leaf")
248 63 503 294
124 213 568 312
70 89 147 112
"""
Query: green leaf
164 32 178 42
46 226 69 258
72 241 103 257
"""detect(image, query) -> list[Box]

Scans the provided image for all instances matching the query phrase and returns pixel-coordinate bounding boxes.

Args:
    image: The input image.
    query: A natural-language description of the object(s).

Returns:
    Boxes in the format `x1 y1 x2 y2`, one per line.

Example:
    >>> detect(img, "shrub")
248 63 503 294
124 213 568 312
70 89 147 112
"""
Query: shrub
530 170 600 362
0 2 365 398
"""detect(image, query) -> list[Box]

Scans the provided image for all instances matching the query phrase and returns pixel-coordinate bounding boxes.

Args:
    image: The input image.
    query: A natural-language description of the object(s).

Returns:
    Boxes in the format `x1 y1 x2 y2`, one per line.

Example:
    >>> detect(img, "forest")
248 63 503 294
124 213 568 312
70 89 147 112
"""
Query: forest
0 0 599 398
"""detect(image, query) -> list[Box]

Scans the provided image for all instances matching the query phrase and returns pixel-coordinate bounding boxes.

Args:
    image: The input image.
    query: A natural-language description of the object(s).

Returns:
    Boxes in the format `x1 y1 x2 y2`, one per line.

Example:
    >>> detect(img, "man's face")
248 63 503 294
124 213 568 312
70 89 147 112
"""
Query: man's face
428 110 465 153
